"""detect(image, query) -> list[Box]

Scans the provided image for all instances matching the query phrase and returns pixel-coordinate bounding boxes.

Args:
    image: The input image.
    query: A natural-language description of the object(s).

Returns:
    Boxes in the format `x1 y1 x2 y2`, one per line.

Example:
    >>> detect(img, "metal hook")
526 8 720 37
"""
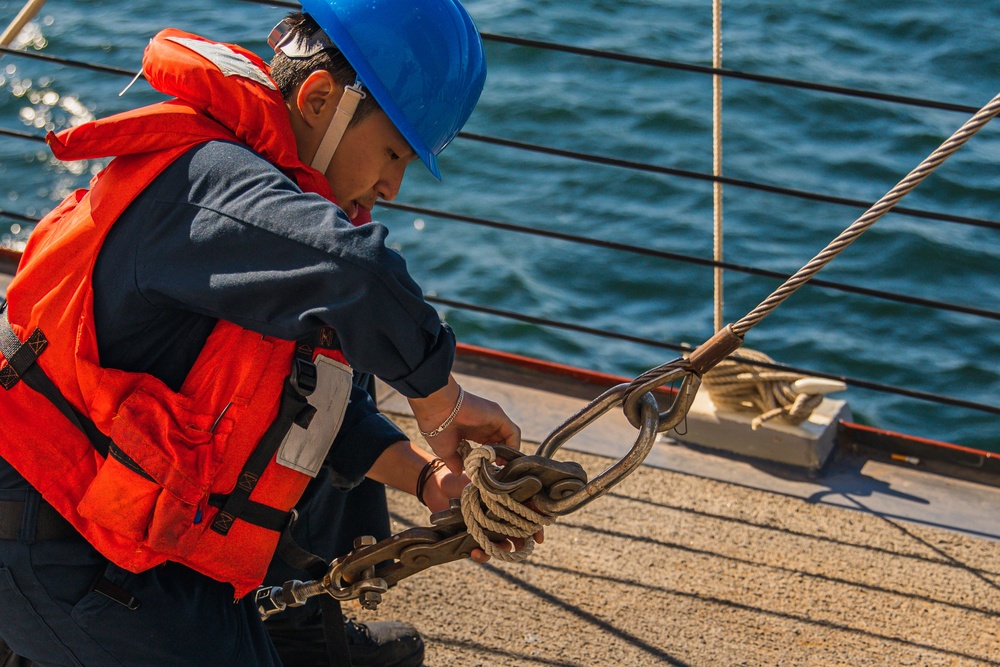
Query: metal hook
532 384 659 516
620 358 701 433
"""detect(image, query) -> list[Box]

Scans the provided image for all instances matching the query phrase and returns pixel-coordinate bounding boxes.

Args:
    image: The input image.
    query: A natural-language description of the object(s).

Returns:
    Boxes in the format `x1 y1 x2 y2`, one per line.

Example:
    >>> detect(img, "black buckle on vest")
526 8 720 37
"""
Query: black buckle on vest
290 357 317 397
93 576 141 610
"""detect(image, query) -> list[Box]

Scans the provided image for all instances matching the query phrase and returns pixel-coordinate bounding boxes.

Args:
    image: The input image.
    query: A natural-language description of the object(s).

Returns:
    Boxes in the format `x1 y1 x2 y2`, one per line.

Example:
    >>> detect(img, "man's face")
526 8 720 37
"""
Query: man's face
325 109 417 222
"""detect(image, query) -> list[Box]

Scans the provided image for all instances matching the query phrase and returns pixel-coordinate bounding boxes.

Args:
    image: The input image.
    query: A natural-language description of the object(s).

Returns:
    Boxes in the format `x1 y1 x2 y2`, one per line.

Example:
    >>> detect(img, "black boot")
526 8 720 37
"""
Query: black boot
267 612 424 666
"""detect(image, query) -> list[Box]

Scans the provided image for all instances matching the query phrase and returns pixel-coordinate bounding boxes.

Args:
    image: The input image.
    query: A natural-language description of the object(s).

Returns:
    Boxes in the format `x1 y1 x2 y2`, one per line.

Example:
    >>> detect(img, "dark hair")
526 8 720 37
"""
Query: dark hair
269 12 380 126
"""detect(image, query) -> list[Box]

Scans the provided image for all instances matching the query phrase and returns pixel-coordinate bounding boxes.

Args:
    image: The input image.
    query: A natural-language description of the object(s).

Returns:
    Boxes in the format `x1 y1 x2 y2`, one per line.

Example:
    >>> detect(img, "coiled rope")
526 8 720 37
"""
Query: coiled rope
702 349 826 429
460 445 553 562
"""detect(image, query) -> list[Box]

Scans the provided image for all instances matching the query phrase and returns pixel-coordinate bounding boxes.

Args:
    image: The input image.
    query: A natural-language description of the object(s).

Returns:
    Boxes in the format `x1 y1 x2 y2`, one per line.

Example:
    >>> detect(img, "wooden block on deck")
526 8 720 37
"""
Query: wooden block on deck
673 388 851 470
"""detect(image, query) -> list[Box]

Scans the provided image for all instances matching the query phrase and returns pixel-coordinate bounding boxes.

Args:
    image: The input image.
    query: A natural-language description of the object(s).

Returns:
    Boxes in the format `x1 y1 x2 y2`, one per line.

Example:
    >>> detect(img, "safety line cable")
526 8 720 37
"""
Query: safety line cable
2 195 996 323
0 45 135 76
1 206 993 416
3 122 997 233
0 222 987 419
2 12 995 421
0 127 46 142
478 34 981 115
1 48 997 232
730 91 1000 337
428 295 1000 417
233 0 979 115
458 133 1000 232
377 202 1000 323
0 208 38 223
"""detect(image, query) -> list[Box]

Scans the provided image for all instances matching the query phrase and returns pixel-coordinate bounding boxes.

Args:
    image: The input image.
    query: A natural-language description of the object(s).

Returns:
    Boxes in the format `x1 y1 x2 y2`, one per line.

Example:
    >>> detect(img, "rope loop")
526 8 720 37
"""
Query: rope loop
460 445 553 562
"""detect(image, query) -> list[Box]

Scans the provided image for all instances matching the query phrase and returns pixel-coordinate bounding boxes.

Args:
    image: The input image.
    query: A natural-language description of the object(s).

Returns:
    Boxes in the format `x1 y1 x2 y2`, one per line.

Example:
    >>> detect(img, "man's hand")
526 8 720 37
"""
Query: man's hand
408 375 520 475
420 463 544 563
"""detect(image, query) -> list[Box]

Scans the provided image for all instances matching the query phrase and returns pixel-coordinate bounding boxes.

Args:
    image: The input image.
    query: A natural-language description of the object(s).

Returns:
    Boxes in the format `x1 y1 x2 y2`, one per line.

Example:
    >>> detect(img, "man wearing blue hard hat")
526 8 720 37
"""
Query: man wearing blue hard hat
0 0 518 665
263 3 497 665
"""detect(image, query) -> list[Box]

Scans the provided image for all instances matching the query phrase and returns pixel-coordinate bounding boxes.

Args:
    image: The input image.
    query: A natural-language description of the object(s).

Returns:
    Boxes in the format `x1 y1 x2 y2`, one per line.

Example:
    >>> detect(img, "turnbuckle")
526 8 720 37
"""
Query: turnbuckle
255 521 462 619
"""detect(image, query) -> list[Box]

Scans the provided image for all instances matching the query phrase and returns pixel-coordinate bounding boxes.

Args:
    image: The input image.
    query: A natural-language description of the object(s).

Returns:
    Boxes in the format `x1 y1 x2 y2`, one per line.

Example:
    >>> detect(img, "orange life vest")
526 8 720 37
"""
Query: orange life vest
0 30 359 597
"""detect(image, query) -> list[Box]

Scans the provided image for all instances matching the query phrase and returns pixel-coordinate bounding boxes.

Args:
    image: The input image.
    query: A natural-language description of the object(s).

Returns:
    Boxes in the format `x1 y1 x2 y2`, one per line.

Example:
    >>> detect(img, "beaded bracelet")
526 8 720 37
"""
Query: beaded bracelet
418 386 465 439
415 458 447 507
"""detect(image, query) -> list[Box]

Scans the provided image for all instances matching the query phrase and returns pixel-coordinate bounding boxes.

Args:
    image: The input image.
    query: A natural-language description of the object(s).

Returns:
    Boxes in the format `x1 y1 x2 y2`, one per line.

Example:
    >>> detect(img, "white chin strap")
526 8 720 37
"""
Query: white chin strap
311 82 366 174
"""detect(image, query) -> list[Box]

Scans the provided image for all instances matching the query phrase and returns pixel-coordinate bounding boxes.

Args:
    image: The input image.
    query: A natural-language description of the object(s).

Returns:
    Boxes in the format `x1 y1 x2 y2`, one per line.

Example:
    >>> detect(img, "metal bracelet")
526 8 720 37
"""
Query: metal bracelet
419 386 465 438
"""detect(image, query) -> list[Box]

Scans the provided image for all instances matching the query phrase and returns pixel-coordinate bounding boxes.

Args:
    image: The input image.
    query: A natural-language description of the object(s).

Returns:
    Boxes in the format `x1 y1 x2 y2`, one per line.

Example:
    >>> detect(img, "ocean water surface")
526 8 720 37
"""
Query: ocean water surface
1 0 998 451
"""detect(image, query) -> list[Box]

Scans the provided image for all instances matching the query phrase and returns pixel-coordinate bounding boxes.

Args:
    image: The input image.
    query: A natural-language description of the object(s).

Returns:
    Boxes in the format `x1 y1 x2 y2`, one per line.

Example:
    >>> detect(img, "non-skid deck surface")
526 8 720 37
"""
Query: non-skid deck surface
361 413 1000 667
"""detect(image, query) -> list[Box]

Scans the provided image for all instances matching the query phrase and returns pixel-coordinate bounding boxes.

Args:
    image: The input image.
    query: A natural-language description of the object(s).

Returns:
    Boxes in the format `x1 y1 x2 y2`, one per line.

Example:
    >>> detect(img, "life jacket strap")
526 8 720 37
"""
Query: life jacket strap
209 369 315 536
0 299 49 391
207 493 289 534
1 301 113 458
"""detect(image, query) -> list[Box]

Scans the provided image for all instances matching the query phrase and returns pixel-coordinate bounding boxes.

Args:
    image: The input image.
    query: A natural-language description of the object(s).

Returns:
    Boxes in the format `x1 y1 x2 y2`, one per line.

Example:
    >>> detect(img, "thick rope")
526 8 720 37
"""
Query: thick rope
731 90 1000 339
460 446 553 562
702 348 825 429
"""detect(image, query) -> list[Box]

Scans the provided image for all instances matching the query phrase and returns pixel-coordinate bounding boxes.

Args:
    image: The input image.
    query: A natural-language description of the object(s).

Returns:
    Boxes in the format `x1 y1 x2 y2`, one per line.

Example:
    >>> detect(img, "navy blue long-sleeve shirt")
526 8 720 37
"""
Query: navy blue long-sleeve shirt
0 140 453 491
95 140 454 396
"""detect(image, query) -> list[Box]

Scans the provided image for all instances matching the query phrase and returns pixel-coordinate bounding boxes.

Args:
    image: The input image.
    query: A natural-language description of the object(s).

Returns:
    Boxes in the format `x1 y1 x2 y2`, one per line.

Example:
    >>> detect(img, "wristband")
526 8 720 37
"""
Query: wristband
415 458 447 507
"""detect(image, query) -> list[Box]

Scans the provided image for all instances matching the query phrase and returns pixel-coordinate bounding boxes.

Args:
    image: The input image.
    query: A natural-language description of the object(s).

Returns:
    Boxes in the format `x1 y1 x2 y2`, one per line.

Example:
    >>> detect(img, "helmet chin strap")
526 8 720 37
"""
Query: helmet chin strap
311 81 366 174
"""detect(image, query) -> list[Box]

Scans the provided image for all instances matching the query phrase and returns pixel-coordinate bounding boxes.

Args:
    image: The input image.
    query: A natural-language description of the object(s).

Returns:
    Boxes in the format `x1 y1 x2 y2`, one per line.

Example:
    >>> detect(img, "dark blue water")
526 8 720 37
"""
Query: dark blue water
2 0 998 451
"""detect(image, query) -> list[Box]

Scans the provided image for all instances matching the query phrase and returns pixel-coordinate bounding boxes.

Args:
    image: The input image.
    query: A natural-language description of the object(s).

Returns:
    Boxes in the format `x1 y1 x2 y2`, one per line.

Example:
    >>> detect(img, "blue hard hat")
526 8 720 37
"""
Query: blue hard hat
299 0 487 180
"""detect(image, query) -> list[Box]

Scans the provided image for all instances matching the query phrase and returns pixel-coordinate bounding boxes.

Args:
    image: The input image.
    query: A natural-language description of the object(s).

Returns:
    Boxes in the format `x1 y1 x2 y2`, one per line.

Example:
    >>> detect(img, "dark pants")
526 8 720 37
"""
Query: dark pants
0 477 390 667
263 372 392 632
0 489 281 667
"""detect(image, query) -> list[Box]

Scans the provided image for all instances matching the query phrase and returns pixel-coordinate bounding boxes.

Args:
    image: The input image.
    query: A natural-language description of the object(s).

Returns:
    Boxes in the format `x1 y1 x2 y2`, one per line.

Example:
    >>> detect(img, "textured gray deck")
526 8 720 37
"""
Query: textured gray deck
369 412 1000 666
377 373 1000 545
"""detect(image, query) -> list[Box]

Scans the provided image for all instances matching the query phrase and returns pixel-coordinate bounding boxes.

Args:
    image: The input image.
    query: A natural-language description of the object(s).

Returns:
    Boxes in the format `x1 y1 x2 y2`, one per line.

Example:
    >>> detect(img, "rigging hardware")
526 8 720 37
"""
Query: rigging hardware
257 86 1000 617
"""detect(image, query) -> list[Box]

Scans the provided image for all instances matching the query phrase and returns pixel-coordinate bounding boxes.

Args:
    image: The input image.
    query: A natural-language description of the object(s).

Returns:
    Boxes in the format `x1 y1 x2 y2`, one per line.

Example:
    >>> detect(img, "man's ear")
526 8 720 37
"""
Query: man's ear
295 70 341 129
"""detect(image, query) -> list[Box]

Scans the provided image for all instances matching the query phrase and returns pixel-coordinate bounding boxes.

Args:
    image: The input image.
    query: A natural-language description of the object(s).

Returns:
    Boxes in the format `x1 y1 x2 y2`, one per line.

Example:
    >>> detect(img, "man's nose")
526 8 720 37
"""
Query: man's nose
377 166 405 201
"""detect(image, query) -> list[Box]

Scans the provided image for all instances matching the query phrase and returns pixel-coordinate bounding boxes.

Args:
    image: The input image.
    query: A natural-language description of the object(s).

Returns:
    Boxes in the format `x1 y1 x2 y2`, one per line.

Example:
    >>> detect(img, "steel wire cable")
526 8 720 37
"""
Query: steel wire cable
711 0 724 332
0 208 39 223
479 34 981 115
0 127 45 142
732 91 1000 337
458 133 1000 232
2 193 997 322
1 200 989 416
2 10 996 422
0 45 135 76
234 0 979 114
1 47 998 231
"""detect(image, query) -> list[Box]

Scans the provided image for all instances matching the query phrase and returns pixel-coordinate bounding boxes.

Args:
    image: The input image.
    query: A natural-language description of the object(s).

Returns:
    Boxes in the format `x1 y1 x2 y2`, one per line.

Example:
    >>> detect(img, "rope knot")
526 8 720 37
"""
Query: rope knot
460 444 553 562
